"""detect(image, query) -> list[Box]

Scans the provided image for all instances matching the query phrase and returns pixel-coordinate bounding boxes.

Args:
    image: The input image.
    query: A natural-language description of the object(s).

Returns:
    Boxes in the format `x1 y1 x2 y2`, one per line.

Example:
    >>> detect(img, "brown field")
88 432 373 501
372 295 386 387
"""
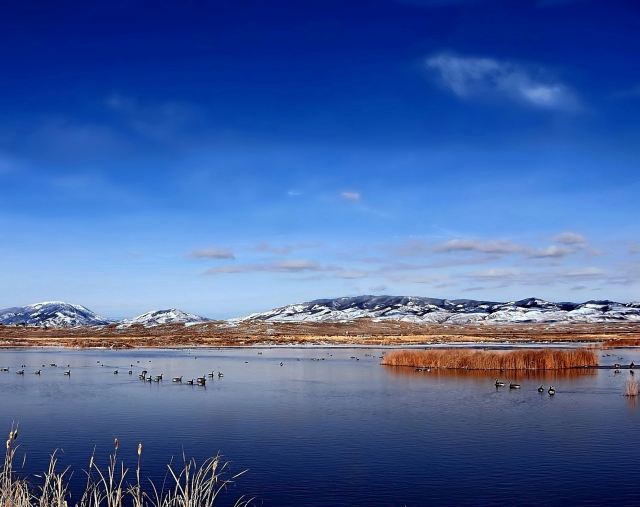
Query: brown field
380 348 599 370
1 319 640 348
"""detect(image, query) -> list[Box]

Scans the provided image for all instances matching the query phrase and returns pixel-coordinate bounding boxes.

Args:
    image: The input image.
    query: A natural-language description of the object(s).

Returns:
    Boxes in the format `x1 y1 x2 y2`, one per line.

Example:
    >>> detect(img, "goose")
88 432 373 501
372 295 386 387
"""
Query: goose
197 377 206 385
63 370 70 376
16 369 25 375
186 379 195 385
207 371 215 378
172 376 183 382
218 372 224 378
146 376 152 382
548 386 556 395
113 370 118 374
50 363 57 367
615 363 621 368
495 378 505 387
153 376 161 382
1 367 9 372
34 370 41 375
631 362 635 369
128 370 132 375
538 385 544 393
509 382 521 389
280 362 283 366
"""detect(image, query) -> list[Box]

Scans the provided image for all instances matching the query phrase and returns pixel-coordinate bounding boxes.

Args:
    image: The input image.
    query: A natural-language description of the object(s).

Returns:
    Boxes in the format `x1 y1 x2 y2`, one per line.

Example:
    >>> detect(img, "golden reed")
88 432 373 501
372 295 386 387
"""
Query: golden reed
381 348 598 370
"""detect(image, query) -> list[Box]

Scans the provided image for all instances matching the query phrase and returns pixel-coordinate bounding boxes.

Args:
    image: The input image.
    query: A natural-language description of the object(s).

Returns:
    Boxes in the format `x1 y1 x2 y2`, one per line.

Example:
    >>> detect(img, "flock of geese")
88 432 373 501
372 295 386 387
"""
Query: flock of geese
0 361 225 386
495 378 555 395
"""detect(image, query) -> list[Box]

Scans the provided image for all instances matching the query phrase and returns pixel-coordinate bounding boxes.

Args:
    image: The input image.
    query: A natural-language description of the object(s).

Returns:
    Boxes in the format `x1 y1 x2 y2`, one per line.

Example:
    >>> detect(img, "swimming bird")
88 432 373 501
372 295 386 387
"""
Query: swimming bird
538 385 544 392
495 379 505 387
197 377 206 385
509 382 521 389
16 370 24 375
218 372 224 377
631 362 635 369
280 362 283 366
34 370 41 375
172 376 183 382
186 379 194 385
548 386 556 395
207 371 214 378
63 370 70 376
114 370 118 374
1 367 9 372
128 370 132 375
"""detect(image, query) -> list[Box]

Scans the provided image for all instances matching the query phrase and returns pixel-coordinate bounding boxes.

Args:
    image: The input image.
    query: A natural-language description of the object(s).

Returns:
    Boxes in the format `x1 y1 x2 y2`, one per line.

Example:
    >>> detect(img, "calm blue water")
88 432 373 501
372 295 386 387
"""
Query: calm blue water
0 346 639 506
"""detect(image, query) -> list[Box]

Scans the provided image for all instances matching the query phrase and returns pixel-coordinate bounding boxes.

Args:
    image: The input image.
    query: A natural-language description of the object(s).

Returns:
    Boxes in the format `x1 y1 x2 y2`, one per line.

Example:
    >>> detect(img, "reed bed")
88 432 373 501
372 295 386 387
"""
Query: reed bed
381 348 599 370
0 426 253 507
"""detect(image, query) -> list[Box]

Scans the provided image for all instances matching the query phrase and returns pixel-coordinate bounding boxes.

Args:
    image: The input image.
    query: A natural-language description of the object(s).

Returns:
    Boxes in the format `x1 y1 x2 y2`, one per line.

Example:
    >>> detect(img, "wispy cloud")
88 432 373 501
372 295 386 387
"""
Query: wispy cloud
255 243 319 255
206 259 323 274
341 191 361 201
188 248 236 260
106 94 199 140
552 232 588 246
434 239 526 255
426 54 578 110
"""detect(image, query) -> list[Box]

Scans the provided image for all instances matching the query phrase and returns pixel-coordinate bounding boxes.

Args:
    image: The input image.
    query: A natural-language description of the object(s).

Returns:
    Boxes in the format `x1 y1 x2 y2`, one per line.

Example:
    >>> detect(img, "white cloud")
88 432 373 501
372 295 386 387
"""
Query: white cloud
527 245 574 259
341 191 361 201
426 54 578 110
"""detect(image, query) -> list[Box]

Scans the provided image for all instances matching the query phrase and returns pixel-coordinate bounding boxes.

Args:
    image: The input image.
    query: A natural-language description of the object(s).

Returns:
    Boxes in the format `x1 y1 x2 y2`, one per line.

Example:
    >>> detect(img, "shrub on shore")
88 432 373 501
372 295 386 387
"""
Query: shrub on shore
380 348 599 370
0 426 252 507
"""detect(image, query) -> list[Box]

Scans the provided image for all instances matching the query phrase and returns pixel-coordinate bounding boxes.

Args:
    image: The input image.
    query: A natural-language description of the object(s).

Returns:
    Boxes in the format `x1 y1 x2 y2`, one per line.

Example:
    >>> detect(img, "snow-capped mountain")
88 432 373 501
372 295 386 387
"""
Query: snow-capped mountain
118 309 210 328
236 295 640 324
0 301 112 327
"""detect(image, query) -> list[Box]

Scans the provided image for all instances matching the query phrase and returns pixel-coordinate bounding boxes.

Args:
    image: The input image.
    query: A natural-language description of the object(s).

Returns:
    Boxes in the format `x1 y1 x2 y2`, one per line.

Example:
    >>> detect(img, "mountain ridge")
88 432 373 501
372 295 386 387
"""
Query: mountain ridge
1 296 640 327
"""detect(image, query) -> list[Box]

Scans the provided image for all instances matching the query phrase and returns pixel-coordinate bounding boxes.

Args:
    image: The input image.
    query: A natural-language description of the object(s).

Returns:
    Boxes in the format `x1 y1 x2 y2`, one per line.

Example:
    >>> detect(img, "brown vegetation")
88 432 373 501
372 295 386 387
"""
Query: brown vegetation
0 320 639 348
380 348 599 370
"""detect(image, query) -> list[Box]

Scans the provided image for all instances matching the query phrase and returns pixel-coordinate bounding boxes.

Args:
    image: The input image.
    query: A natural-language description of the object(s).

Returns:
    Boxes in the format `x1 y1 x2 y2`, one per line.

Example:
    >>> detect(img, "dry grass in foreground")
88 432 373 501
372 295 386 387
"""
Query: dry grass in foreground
381 348 599 370
0 426 252 507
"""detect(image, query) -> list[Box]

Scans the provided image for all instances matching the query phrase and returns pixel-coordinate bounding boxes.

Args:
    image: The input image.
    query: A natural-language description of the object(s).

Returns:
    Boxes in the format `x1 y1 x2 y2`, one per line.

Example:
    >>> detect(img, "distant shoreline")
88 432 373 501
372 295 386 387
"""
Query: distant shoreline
1 320 639 348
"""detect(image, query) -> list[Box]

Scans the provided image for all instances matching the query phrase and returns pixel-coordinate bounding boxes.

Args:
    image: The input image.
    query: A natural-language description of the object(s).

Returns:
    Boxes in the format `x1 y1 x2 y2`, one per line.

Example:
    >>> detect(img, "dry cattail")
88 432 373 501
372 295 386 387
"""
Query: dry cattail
137 443 142 456
114 438 119 450
6 439 10 449
13 429 18 440
89 455 94 469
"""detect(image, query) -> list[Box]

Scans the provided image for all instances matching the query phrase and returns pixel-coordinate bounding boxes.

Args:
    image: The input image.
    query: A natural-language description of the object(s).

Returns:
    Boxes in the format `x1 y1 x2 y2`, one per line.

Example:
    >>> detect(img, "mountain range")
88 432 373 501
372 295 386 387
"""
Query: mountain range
1 296 639 328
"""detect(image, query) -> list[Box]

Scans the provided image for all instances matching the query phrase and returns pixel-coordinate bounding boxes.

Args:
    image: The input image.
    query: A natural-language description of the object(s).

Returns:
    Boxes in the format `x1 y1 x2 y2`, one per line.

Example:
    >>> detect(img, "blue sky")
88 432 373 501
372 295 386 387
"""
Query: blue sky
1 0 639 318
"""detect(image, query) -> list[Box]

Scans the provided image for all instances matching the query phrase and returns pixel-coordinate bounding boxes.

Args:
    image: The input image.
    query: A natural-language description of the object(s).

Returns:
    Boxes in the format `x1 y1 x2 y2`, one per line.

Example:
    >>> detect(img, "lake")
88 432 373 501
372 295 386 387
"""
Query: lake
0 346 639 506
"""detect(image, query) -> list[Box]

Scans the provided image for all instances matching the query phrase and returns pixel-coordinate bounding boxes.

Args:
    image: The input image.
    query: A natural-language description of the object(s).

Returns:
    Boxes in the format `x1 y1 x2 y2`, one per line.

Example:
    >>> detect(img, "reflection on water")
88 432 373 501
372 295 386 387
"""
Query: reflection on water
0 346 639 506
385 365 598 382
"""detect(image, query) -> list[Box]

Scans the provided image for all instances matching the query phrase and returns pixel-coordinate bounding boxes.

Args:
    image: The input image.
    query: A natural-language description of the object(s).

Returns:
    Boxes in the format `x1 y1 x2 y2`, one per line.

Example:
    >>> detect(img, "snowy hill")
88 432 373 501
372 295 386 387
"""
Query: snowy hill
235 296 640 324
0 301 112 327
118 309 210 328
